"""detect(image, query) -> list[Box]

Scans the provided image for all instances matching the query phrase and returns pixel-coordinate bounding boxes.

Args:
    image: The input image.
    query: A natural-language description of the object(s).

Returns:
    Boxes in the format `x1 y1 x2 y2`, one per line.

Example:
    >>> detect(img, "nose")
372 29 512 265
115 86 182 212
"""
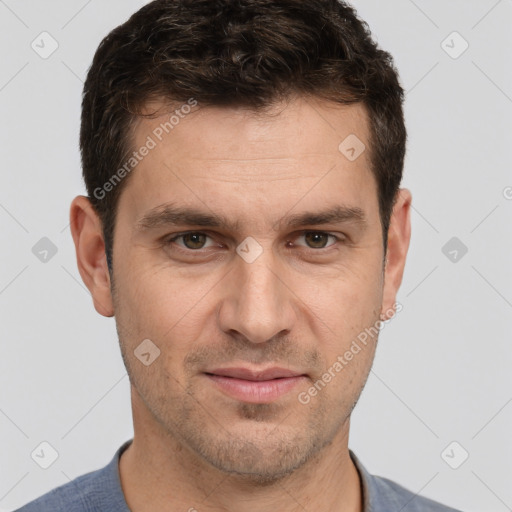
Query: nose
217 248 297 344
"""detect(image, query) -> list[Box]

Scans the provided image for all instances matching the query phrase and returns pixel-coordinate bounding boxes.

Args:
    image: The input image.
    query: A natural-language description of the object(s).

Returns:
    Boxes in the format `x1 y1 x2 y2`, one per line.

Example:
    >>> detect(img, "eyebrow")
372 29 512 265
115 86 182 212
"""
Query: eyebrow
135 202 367 233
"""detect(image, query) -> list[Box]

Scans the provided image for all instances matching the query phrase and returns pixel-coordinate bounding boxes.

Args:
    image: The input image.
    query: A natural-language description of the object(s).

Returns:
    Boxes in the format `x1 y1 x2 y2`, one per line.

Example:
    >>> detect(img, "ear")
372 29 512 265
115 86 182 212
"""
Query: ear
69 195 114 317
381 188 412 319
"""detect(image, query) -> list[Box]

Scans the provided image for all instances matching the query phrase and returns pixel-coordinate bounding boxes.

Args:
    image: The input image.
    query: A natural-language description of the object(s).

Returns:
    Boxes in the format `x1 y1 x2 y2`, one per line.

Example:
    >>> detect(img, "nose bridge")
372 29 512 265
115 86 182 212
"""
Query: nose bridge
220 242 295 344
243 253 279 307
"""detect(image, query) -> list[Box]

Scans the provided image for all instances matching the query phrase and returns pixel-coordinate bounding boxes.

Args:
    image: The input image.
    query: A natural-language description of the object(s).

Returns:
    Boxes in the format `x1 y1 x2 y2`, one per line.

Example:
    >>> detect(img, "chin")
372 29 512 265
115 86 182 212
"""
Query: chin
185 423 328 485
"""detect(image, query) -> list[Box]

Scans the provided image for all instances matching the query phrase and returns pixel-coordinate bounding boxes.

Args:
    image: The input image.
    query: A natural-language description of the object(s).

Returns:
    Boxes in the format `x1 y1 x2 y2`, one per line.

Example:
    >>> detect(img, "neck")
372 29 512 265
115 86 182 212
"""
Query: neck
119 393 363 512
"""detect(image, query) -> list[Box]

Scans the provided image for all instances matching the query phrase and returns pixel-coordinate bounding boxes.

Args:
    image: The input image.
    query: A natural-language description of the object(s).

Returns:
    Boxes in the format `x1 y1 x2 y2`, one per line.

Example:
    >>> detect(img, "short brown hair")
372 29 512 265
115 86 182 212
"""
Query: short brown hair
80 0 406 270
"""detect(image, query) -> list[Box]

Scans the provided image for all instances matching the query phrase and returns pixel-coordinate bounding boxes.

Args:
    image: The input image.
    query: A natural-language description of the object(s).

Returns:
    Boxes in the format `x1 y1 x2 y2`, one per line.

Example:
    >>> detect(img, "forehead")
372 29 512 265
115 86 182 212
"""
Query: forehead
118 96 378 231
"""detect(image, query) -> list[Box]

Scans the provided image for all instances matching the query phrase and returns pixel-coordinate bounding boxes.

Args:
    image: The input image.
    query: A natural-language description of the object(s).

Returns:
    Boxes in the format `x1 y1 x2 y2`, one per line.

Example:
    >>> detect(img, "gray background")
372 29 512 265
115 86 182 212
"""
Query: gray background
1 1 511 511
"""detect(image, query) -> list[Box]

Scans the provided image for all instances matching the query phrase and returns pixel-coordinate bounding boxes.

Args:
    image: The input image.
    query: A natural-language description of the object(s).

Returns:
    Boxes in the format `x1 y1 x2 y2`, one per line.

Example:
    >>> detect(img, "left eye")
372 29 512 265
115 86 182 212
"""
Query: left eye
168 232 216 250
293 232 339 249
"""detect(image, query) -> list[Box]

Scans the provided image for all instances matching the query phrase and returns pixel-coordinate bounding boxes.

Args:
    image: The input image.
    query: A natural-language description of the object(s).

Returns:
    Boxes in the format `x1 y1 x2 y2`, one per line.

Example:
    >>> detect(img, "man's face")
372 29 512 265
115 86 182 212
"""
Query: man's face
110 96 390 481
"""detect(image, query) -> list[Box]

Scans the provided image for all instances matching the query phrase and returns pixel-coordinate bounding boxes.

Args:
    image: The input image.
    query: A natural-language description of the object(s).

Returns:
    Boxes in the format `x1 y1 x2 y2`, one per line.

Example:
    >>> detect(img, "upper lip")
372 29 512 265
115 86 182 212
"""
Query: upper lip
205 367 305 381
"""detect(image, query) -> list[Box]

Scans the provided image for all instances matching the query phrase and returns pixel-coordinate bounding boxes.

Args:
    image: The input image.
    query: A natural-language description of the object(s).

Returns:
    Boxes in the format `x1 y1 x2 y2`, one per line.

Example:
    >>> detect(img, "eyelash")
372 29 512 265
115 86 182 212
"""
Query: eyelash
163 231 344 254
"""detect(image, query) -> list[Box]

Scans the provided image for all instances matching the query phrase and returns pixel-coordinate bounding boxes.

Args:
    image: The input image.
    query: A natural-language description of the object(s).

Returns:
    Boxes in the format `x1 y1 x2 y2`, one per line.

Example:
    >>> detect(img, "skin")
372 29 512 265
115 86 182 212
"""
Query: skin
70 95 411 512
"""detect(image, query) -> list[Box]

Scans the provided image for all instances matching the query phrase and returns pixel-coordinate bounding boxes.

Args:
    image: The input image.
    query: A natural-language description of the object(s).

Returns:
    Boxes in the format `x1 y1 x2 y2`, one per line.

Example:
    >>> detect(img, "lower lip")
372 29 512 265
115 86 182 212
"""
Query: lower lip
205 374 306 403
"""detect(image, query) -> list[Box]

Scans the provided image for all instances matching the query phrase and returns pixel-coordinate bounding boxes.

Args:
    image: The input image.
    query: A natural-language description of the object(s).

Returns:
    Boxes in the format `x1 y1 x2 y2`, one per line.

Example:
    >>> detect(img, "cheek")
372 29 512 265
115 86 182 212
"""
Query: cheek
295 260 383 337
115 261 220 350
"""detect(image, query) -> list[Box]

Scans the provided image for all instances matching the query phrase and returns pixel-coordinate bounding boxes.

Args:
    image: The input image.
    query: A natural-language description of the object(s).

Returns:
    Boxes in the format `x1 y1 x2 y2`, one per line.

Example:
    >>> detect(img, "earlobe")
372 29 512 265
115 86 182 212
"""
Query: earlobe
69 195 114 317
380 188 412 320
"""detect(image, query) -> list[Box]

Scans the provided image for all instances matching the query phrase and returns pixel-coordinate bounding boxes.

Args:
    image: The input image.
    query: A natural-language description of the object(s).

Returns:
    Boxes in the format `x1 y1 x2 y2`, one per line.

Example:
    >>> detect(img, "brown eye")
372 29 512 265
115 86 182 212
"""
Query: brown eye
180 233 208 249
304 232 331 249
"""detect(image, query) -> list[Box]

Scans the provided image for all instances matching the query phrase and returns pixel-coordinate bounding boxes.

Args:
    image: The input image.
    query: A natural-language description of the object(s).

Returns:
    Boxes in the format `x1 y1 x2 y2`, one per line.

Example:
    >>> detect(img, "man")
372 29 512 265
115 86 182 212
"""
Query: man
17 0 461 510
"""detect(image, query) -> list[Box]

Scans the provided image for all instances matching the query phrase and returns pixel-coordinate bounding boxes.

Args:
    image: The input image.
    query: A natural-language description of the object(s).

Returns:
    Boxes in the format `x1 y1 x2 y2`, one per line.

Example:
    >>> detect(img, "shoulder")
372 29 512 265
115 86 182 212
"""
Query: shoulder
14 440 132 512
349 450 463 512
14 467 103 511
368 474 463 512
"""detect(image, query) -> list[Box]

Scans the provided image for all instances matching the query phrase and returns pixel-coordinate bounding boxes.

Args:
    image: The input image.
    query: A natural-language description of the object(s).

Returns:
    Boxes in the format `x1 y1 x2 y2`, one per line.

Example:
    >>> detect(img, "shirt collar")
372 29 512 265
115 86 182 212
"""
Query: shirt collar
349 449 373 511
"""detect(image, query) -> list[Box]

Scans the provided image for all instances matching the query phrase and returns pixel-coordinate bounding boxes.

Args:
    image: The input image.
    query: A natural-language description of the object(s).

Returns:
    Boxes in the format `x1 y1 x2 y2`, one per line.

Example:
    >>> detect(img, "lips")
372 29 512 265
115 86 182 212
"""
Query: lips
205 367 304 381
204 367 307 403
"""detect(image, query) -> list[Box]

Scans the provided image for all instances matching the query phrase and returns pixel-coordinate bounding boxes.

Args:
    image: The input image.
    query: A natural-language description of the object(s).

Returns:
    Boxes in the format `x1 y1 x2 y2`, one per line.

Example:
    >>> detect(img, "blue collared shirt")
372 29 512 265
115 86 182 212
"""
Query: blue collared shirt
16 439 462 511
